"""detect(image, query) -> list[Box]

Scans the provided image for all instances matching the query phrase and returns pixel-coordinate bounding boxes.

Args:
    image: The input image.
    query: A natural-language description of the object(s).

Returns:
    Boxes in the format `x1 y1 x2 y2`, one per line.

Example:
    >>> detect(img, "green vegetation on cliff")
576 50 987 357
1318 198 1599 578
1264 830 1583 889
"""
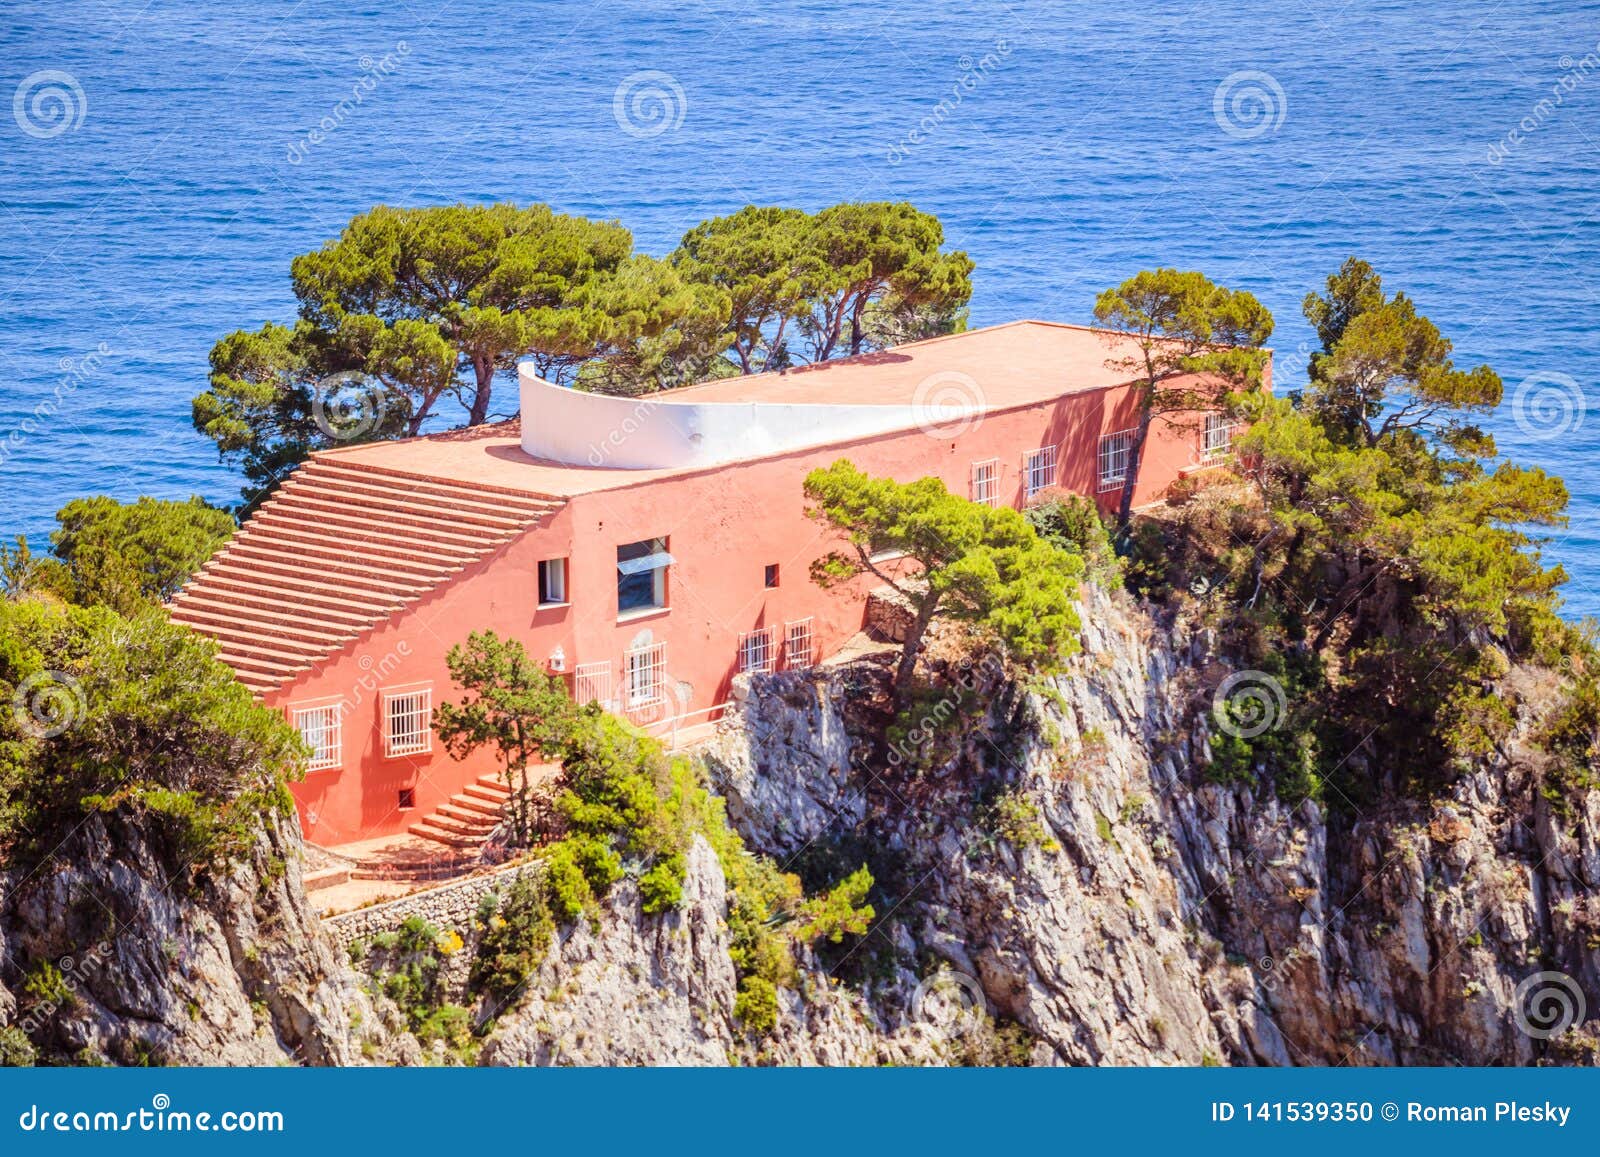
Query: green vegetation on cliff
434 629 875 1034
0 596 302 874
1127 258 1584 805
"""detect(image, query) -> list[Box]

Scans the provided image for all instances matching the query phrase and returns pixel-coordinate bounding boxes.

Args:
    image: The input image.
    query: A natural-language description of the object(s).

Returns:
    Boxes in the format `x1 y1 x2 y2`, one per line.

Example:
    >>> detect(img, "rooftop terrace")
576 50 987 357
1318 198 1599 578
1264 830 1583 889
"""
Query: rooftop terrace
325 320 1159 490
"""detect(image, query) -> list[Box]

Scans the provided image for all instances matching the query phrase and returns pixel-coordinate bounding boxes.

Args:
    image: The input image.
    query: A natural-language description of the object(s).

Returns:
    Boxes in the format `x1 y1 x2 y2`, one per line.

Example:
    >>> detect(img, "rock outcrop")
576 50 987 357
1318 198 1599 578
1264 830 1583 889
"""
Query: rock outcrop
703 586 1600 1066
0 811 383 1066
4 585 1595 1066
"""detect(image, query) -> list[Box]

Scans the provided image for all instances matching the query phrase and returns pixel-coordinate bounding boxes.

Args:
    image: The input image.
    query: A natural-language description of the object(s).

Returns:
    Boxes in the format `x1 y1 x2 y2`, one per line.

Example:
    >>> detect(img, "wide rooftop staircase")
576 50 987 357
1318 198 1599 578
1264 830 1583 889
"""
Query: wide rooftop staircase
170 455 564 695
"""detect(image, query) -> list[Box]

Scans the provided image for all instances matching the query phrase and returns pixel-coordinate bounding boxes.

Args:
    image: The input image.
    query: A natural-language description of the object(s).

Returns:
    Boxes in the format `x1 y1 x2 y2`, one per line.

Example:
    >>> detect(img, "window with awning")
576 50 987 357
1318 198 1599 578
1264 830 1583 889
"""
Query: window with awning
618 537 671 614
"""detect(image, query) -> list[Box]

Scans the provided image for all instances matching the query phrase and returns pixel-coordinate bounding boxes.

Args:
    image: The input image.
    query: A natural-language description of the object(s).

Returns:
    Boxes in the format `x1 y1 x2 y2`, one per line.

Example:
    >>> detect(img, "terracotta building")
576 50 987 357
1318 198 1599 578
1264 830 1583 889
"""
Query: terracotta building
170 320 1267 848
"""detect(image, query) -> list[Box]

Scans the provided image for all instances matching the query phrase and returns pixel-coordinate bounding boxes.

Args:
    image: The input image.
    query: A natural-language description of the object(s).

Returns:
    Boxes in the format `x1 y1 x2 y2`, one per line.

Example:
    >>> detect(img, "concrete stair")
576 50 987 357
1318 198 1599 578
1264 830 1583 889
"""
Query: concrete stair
408 775 509 850
169 455 565 694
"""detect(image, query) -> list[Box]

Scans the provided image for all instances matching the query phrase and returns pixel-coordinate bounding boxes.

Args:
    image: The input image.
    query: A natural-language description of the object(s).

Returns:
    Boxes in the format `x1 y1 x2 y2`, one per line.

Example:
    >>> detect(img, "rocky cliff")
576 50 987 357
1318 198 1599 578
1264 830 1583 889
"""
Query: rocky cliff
4 586 1594 1066
0 810 394 1066
698 586 1600 1065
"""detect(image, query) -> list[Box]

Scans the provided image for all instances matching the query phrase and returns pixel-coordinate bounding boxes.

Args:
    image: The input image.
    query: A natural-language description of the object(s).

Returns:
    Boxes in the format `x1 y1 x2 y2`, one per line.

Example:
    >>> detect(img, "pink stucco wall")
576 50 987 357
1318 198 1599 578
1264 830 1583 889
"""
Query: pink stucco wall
271 371 1262 846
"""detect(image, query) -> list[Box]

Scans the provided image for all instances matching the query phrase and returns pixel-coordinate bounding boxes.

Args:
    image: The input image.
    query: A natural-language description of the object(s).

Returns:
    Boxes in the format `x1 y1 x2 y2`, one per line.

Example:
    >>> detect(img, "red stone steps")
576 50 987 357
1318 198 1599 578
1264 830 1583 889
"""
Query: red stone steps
406 775 510 851
300 463 563 518
214 542 438 596
261 490 528 543
236 521 484 571
168 604 356 650
275 483 533 535
250 507 498 557
226 531 464 584
310 460 563 507
178 567 403 621
170 449 567 695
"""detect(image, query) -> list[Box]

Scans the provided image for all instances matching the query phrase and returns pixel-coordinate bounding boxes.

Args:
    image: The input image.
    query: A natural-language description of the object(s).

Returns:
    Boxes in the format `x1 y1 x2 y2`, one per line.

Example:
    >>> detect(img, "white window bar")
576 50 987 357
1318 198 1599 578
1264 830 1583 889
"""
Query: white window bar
624 642 667 713
970 458 1000 507
737 627 776 675
784 618 815 670
574 660 613 708
383 687 432 758
1201 413 1235 462
1023 444 1059 499
1098 429 1136 492
294 704 341 771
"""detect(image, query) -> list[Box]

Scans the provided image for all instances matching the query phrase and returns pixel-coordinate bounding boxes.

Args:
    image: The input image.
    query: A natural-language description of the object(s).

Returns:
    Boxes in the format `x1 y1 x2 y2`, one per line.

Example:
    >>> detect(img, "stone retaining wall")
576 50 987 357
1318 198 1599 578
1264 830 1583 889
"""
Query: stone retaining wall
321 861 538 949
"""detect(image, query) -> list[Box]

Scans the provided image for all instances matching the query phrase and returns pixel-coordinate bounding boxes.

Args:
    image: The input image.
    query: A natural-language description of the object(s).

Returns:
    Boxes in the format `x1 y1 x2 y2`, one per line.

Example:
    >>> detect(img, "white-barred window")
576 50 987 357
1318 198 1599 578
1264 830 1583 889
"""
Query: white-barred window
738 628 776 675
294 705 341 771
1023 445 1058 498
971 459 1000 506
383 688 432 758
1098 429 1135 491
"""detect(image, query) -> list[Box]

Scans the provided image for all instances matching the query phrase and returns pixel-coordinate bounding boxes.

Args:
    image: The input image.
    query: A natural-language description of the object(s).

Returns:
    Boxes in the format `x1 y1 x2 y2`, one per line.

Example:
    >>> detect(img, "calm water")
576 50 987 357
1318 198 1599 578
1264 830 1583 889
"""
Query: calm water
2 1 1598 612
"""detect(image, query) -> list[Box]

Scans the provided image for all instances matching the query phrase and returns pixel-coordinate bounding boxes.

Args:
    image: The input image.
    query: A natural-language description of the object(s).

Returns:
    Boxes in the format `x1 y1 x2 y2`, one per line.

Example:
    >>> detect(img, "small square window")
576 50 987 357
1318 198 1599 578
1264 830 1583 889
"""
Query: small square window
618 537 671 615
538 558 568 606
764 563 780 589
397 788 416 810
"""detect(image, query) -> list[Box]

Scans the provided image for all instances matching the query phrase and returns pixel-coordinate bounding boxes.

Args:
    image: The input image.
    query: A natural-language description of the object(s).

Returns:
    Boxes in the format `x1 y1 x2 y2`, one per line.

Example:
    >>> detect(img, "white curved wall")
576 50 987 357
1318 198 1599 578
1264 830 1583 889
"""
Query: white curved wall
518 364 976 470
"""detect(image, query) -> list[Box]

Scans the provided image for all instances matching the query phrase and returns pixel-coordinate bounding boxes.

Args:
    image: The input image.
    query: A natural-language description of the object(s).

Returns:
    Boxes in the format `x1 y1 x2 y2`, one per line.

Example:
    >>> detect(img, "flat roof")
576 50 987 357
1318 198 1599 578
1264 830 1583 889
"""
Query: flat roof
663 319 1140 407
316 320 1194 497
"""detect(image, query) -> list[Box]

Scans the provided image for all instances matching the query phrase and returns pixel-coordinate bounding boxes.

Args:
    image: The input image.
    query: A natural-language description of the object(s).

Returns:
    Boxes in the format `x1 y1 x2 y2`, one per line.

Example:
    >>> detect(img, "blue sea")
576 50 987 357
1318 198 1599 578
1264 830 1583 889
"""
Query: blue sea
2 1 1597 612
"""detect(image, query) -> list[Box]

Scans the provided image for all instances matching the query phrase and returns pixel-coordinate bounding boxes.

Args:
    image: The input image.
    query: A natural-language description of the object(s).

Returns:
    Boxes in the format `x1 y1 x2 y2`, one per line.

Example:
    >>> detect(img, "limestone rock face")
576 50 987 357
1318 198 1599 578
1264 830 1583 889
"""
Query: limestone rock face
6 585 1596 1066
704 586 1600 1066
0 811 376 1066
481 837 738 1065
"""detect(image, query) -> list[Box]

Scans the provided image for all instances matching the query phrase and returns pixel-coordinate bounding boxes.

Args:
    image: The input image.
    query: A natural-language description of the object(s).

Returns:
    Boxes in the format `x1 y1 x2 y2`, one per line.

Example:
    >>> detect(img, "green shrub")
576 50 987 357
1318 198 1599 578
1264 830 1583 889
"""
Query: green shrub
413 1004 475 1057
21 962 75 1011
0 1026 36 1067
734 975 778 1036
639 853 686 915
1536 676 1600 814
0 598 302 874
542 840 599 922
793 865 875 944
471 873 554 1003
1025 492 1122 588
988 787 1053 850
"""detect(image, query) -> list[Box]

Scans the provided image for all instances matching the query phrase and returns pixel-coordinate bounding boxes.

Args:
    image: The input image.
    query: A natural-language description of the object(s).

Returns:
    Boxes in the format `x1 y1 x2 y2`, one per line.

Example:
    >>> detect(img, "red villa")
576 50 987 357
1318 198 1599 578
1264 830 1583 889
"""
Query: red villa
170 320 1268 848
